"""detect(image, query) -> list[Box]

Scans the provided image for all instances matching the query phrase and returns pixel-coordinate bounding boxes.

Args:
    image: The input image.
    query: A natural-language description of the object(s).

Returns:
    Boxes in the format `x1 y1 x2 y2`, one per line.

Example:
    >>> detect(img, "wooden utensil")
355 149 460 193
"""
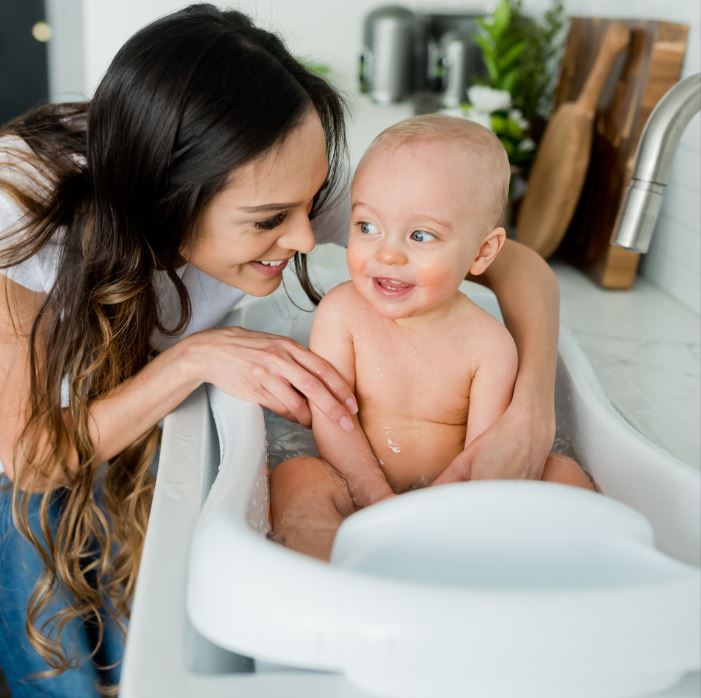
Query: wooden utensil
555 18 688 289
516 22 630 258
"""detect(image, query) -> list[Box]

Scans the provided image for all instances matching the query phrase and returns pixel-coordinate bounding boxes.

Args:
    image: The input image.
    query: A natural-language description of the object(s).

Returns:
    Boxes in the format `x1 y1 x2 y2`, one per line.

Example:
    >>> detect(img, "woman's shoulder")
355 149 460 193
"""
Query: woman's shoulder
1 133 45 172
0 133 31 155
0 134 62 294
0 134 57 197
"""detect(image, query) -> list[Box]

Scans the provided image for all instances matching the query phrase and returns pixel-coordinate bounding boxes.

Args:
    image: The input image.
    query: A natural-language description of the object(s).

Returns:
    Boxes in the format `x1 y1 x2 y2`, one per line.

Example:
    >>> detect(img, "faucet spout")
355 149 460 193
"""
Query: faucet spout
612 72 701 253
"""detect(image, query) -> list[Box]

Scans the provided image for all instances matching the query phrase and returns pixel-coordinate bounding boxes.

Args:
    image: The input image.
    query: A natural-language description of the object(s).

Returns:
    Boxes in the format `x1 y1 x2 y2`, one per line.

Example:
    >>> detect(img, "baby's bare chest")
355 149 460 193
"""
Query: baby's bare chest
352 324 474 422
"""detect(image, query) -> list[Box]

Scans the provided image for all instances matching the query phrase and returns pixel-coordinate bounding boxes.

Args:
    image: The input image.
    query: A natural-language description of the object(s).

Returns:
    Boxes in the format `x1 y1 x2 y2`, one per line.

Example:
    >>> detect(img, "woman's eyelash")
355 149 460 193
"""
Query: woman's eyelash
254 212 287 230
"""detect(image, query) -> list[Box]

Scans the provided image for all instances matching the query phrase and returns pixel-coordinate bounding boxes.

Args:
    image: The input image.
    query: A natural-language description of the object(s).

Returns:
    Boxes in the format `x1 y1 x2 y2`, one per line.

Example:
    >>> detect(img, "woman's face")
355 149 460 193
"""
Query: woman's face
182 109 329 295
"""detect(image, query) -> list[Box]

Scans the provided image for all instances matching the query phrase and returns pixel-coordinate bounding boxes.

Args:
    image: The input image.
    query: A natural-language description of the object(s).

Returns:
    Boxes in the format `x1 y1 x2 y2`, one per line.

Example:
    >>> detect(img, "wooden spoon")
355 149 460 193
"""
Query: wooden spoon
516 22 630 258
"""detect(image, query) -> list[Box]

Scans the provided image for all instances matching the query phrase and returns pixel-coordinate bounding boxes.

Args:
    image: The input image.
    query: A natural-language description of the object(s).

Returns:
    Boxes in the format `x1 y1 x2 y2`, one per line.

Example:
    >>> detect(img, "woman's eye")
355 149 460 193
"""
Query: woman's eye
358 221 379 235
410 229 437 243
254 212 287 231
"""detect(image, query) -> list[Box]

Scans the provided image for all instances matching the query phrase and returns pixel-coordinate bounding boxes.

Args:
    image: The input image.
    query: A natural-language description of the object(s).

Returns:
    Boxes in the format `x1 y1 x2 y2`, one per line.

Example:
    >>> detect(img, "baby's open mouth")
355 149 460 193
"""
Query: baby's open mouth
373 277 415 297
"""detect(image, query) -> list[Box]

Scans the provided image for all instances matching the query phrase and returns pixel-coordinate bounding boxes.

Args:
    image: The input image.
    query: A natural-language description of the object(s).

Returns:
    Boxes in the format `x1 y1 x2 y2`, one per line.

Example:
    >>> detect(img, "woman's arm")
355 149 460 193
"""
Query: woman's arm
0 274 357 489
463 239 559 479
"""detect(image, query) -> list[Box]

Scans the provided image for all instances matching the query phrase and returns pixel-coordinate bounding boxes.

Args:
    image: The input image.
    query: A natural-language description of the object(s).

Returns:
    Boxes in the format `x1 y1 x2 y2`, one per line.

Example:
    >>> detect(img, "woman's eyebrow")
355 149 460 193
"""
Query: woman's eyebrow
240 201 299 213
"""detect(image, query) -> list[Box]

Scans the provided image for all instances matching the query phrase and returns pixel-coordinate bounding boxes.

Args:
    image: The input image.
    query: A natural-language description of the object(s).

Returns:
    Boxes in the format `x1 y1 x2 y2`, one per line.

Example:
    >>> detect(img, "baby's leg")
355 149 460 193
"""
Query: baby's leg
270 456 356 561
541 453 598 491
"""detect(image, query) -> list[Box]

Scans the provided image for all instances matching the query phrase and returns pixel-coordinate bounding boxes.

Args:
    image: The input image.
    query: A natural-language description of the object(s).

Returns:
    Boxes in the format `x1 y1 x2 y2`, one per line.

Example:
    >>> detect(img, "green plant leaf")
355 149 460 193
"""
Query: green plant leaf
473 33 496 62
476 17 497 41
492 0 511 40
502 69 518 95
497 40 526 71
505 119 524 139
483 52 499 85
491 114 508 133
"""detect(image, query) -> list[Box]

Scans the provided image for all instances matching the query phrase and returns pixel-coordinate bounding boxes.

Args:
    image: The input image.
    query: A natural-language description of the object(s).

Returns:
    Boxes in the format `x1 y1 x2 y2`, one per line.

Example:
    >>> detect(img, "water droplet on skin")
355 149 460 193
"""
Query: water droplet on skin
387 441 401 454
383 426 401 453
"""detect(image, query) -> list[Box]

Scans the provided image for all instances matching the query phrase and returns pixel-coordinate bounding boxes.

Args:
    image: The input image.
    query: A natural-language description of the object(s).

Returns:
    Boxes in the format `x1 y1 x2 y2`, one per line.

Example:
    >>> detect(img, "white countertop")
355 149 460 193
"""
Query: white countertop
554 261 700 469
343 88 701 471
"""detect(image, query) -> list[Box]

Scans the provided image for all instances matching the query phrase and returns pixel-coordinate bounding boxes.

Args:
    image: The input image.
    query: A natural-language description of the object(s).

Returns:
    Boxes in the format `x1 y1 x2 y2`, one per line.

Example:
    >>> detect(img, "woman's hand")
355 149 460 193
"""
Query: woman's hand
183 326 358 430
432 394 555 485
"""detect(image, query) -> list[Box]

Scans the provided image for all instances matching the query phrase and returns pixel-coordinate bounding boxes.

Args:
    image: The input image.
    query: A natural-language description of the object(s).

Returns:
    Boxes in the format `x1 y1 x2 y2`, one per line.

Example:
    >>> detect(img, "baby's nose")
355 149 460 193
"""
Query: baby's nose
375 242 408 266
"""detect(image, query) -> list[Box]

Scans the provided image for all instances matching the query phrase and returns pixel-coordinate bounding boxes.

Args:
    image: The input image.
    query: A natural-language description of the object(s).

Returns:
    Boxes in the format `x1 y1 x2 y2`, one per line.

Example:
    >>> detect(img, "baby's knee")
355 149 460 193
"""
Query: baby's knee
542 453 597 491
270 456 321 493
270 457 353 516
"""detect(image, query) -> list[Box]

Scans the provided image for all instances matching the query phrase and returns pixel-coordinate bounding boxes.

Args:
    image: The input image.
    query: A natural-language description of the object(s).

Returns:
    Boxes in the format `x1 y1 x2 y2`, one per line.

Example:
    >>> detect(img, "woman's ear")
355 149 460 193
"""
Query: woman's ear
469 227 506 276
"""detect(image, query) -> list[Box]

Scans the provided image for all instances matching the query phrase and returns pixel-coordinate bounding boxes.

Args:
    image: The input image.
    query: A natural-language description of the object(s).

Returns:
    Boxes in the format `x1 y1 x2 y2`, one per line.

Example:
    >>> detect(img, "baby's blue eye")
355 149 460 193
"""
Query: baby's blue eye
410 229 436 243
359 221 379 235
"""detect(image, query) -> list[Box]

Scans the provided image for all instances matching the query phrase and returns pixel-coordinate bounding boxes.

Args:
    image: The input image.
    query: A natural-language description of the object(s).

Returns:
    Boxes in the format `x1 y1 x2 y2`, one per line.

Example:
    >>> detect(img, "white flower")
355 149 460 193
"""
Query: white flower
439 107 465 119
467 85 511 113
518 137 536 152
508 108 529 130
464 109 493 131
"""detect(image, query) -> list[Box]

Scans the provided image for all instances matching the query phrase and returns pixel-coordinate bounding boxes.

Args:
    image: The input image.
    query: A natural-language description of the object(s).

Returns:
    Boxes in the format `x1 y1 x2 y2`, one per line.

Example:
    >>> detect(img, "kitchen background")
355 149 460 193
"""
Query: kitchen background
38 0 699 313
1 0 699 470
0 3 698 694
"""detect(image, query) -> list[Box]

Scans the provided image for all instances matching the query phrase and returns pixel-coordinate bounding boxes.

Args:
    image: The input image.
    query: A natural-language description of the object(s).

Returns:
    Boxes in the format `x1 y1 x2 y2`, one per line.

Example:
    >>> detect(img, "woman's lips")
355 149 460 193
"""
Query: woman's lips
373 276 415 298
249 259 289 277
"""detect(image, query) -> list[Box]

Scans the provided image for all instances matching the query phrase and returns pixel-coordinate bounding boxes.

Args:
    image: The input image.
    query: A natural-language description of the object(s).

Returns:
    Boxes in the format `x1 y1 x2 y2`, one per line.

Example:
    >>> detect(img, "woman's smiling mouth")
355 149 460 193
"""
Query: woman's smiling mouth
249 258 290 276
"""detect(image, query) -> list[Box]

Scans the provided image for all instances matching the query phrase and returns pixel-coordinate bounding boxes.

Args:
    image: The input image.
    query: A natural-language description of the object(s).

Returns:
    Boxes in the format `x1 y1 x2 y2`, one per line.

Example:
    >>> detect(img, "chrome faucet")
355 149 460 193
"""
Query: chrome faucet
612 72 701 253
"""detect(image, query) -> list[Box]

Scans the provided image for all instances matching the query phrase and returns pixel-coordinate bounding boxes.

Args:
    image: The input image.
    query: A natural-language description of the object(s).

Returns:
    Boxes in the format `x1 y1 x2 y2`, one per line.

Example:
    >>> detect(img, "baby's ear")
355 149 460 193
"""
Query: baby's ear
469 227 506 276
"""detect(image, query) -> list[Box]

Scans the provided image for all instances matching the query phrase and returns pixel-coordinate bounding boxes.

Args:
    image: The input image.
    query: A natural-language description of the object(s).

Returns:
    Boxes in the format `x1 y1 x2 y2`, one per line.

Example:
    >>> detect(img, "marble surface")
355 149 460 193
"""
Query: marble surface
553 261 700 470
343 88 701 471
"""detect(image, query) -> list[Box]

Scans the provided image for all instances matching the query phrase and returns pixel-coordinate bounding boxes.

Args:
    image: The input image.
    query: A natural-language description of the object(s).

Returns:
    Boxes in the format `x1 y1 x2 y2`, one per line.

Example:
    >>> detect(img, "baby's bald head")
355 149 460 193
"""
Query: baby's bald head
360 114 511 231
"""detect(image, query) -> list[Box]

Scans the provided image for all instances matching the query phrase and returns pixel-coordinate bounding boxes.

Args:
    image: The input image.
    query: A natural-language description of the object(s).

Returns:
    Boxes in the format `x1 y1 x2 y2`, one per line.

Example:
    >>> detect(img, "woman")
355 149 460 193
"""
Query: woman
0 5 559 696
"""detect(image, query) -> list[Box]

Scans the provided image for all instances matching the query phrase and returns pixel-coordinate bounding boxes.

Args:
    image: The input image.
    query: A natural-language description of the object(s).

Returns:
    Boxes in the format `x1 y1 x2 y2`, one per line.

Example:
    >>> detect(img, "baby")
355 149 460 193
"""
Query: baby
270 115 594 560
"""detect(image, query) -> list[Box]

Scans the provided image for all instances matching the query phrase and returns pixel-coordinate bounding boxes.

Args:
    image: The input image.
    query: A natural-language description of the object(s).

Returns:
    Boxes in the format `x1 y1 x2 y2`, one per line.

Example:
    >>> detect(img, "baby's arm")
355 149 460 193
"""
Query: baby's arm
309 284 395 507
433 319 518 485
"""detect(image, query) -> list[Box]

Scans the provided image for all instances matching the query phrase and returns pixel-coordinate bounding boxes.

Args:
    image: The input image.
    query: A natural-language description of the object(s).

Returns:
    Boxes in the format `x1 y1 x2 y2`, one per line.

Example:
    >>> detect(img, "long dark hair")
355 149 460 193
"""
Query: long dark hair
0 4 346 689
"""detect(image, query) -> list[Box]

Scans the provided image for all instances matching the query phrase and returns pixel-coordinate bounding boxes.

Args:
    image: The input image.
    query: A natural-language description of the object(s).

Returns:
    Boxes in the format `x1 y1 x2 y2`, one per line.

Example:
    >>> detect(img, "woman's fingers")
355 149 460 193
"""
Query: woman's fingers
189 327 357 430
271 359 354 431
432 451 472 485
286 344 359 416
259 375 312 427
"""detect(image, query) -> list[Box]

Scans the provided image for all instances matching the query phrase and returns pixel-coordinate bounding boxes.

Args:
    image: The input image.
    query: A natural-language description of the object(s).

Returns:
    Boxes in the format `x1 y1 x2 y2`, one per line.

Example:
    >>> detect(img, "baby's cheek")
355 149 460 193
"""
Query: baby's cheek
346 246 365 277
415 265 460 290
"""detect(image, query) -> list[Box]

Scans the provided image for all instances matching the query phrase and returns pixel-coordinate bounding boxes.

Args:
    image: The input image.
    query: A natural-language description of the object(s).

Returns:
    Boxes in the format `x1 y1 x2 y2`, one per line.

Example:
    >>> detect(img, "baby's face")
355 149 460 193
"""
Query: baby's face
348 140 490 324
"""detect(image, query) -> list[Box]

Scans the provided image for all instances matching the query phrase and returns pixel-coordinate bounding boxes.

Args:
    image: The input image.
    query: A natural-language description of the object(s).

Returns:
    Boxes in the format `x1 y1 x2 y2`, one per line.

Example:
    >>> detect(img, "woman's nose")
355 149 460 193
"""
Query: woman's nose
375 240 408 266
279 215 316 254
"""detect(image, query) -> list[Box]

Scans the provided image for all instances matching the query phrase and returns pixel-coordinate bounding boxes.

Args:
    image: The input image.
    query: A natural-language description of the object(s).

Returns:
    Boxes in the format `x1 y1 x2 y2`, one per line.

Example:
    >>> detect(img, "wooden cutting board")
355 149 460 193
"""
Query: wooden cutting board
516 22 630 258
550 18 688 288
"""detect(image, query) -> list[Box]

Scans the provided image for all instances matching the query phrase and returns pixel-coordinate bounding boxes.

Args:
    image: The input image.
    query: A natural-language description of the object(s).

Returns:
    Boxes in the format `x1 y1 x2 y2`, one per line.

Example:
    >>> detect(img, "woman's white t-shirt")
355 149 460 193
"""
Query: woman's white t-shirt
0 135 350 473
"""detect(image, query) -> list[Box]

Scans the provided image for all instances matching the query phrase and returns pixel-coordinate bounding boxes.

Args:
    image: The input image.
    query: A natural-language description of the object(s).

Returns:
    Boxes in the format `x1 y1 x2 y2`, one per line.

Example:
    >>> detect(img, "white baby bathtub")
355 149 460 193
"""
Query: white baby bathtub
121 245 700 698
